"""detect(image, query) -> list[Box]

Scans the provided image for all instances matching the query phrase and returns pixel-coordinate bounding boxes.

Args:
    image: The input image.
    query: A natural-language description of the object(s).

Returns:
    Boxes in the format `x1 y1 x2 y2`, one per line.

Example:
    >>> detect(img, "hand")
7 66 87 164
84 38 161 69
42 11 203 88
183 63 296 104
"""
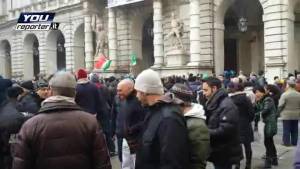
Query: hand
112 135 116 141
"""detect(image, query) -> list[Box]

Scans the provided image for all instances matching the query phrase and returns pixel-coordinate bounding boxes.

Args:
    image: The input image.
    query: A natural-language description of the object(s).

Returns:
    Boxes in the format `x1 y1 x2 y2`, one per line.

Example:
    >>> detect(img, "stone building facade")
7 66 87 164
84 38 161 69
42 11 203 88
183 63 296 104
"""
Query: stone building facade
0 0 300 82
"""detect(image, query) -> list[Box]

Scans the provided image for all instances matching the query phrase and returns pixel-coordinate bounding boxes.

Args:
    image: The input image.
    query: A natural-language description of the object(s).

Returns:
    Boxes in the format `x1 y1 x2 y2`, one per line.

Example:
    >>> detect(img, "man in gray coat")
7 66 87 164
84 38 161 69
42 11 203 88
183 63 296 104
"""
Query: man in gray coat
278 80 300 146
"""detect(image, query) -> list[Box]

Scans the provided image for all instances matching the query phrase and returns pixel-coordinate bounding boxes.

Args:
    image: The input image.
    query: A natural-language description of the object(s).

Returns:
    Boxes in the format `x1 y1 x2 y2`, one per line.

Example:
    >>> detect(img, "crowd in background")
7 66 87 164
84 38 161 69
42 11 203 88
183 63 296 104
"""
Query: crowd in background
1 68 300 169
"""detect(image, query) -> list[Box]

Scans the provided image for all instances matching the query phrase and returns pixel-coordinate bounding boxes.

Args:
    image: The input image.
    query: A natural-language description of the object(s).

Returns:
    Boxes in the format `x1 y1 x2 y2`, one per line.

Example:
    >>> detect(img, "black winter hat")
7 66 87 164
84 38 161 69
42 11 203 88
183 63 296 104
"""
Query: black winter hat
170 83 193 103
7 86 23 98
36 82 49 89
20 80 34 91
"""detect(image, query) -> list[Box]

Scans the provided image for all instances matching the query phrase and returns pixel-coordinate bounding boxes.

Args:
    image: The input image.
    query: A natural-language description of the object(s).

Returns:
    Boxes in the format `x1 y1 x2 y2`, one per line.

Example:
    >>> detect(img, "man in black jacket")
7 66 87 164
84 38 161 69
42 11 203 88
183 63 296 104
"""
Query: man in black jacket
134 69 189 169
16 80 40 115
0 83 25 169
117 79 145 169
202 77 242 169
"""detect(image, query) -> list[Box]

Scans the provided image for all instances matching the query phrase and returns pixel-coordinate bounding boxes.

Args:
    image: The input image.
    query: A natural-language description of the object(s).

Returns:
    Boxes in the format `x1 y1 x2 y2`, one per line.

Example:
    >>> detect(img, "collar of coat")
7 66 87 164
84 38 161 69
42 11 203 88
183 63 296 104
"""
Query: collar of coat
228 91 246 97
206 89 228 111
77 78 89 84
39 96 81 114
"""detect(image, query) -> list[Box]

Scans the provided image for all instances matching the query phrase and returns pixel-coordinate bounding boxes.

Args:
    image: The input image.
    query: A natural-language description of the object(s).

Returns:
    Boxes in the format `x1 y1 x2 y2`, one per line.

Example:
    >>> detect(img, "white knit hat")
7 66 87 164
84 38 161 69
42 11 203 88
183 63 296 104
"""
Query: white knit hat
134 69 164 95
49 71 77 89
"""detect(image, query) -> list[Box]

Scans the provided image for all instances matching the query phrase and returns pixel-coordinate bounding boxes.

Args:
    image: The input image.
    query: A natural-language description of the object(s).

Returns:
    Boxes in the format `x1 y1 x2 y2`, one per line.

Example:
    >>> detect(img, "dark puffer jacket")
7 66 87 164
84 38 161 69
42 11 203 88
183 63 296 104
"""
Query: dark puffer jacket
0 100 25 169
135 96 189 169
205 89 242 165
255 95 278 137
16 92 41 115
230 92 255 143
12 99 111 169
122 92 146 154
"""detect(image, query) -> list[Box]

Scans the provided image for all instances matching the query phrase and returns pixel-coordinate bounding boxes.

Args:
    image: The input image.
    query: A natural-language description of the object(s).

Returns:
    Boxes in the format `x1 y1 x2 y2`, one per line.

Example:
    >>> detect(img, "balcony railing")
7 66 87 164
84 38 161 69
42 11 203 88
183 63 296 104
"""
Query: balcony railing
0 0 82 24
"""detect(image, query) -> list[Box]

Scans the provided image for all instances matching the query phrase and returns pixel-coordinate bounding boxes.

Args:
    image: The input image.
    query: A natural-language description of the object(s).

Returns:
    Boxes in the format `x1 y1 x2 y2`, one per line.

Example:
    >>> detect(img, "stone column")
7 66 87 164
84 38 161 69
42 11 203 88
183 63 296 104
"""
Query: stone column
188 0 201 66
152 0 164 67
45 47 57 75
214 23 225 75
108 8 118 70
23 51 34 80
286 18 298 73
38 33 47 75
84 14 94 71
263 3 294 81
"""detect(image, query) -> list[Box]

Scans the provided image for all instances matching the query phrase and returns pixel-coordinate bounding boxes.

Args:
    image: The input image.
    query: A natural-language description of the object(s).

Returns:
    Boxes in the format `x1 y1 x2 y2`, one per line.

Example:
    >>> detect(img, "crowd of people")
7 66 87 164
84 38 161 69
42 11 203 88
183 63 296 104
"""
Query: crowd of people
1 68 300 169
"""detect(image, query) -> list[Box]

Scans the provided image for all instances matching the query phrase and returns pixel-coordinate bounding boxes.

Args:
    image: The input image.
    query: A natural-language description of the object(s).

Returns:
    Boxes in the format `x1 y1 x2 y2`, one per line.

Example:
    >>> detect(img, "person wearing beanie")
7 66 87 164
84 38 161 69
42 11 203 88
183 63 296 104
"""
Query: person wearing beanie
12 71 111 169
75 68 101 115
134 69 189 169
75 70 113 155
33 82 50 106
20 80 34 91
16 80 41 115
170 83 210 169
278 79 300 147
77 68 88 80
202 77 242 169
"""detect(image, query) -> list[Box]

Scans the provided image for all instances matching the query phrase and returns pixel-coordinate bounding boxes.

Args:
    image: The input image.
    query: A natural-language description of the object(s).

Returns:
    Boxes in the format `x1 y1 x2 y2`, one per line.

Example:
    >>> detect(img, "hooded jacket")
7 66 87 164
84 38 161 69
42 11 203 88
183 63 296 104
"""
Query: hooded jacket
230 92 254 143
184 103 210 169
135 94 189 169
205 89 242 165
16 91 41 115
122 91 146 154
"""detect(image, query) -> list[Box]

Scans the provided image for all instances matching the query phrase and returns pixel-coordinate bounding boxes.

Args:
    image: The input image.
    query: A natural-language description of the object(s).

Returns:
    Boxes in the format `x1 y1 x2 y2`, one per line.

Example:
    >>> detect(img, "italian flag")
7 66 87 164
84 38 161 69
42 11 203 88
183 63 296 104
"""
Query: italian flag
130 53 137 66
94 54 112 72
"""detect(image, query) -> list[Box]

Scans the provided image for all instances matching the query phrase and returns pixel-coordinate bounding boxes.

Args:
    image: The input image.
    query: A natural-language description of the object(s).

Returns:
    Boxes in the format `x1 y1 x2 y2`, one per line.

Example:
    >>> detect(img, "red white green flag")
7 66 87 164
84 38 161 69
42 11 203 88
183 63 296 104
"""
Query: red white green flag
94 54 112 71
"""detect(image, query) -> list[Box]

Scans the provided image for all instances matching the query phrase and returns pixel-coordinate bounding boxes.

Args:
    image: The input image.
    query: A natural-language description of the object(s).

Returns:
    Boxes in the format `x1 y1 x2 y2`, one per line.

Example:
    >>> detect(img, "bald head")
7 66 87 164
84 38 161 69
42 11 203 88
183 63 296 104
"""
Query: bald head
117 79 135 100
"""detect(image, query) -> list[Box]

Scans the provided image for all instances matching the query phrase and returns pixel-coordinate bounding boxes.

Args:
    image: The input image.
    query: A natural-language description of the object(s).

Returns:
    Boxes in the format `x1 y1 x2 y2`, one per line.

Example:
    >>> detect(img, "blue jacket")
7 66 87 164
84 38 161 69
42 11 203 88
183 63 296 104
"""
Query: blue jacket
75 81 101 115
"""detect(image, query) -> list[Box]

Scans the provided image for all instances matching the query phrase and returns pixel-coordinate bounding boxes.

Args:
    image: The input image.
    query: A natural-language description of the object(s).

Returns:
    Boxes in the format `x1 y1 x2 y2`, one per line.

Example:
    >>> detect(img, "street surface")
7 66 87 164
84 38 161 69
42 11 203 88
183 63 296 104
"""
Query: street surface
110 119 297 169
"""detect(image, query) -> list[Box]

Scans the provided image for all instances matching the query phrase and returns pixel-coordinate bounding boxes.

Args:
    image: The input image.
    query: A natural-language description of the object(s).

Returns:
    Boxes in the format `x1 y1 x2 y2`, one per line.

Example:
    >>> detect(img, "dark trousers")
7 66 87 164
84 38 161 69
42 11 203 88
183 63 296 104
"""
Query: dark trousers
282 120 298 146
236 142 252 167
104 131 115 153
214 164 233 169
243 142 252 162
264 136 277 158
117 136 123 162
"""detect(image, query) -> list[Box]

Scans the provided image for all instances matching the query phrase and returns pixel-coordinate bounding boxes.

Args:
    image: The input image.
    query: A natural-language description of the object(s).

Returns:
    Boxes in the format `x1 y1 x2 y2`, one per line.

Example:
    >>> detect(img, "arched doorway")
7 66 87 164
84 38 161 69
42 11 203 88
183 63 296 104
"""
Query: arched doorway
142 15 154 69
24 34 39 79
215 0 264 75
46 30 66 73
73 24 85 70
129 6 153 75
0 40 11 78
224 0 264 75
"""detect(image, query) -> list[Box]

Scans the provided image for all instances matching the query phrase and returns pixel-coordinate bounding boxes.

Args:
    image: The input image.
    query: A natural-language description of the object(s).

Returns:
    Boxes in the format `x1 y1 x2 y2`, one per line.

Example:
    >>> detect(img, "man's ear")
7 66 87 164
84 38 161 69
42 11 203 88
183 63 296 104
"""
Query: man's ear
48 88 53 96
212 86 218 93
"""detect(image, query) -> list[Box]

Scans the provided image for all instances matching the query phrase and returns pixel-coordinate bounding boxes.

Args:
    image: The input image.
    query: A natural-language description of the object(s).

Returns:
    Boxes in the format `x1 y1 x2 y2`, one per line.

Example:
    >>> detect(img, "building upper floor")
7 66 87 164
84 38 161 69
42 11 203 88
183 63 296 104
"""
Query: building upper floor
0 0 86 24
